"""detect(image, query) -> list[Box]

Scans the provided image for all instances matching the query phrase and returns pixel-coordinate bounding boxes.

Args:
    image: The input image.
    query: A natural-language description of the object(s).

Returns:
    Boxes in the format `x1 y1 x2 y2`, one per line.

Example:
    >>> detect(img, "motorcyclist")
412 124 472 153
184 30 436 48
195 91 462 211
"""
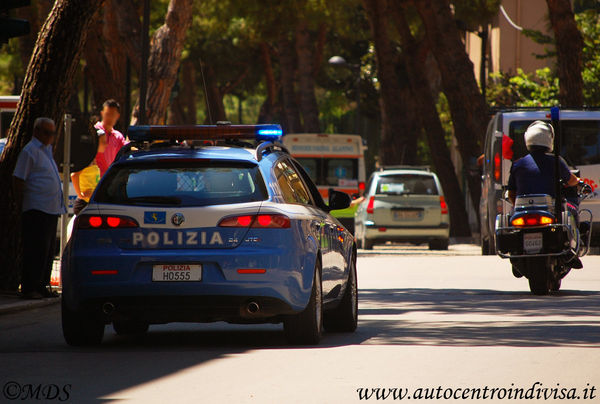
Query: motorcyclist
507 120 588 268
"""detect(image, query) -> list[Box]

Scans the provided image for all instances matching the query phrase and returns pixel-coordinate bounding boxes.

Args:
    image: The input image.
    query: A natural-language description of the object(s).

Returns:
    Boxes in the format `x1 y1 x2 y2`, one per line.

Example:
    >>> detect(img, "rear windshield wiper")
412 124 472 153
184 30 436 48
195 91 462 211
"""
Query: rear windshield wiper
125 196 182 205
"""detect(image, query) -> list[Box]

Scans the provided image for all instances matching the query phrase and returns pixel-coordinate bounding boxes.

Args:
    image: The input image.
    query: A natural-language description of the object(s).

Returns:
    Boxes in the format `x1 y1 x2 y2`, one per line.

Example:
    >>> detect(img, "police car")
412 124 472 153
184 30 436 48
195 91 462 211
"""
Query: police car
61 124 358 346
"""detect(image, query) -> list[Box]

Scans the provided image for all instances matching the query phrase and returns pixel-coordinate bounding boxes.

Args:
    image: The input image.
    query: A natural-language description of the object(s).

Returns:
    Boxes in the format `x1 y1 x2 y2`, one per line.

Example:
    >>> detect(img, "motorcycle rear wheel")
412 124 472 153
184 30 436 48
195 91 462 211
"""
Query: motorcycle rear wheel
527 258 550 296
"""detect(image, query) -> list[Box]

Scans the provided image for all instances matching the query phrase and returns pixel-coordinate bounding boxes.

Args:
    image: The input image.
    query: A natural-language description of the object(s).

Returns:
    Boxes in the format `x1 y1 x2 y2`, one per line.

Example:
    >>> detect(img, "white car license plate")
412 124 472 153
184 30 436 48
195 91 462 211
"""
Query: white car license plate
152 264 202 282
523 233 543 254
393 210 422 220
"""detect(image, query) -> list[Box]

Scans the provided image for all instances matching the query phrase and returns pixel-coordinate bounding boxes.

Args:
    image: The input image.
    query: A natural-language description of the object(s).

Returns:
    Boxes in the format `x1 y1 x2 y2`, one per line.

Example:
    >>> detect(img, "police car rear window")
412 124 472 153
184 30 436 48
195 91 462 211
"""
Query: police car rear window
93 161 268 207
376 174 438 195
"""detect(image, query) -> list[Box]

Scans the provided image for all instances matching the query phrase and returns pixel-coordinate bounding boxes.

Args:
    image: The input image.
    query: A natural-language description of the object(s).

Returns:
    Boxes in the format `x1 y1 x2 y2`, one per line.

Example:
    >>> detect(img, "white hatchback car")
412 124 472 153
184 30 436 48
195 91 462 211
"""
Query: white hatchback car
355 167 450 250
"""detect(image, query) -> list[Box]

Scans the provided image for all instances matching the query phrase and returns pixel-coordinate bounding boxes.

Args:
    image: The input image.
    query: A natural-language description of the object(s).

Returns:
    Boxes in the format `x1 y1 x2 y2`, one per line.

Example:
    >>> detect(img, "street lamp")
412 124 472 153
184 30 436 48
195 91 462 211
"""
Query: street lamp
328 55 361 135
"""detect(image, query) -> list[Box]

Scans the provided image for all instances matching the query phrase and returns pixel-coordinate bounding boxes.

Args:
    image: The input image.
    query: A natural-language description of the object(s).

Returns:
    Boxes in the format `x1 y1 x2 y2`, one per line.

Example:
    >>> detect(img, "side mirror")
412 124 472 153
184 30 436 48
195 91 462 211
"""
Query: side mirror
328 190 351 211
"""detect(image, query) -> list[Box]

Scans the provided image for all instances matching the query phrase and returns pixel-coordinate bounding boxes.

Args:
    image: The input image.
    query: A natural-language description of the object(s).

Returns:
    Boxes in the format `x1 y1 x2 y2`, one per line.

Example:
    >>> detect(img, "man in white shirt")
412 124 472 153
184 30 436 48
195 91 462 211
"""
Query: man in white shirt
13 117 66 299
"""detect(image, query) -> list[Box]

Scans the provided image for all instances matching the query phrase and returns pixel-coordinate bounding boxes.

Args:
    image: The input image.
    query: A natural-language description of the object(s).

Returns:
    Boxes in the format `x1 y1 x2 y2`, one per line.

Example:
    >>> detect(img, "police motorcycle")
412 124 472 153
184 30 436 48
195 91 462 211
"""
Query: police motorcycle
494 108 594 295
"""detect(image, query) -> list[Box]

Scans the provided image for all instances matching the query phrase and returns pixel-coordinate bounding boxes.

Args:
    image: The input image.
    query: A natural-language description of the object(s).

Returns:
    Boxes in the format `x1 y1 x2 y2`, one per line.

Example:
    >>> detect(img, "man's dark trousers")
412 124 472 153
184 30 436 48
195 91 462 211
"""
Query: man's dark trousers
21 209 58 294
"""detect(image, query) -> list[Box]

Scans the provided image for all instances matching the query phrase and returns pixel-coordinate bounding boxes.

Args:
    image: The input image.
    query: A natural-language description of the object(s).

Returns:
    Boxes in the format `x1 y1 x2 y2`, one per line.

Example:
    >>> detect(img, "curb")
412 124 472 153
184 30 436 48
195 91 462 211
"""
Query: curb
0 297 61 316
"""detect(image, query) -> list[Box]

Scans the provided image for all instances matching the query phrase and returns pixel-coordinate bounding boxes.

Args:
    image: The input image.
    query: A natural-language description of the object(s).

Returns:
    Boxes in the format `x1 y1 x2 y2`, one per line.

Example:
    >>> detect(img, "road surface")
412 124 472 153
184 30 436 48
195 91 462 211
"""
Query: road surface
1 245 598 403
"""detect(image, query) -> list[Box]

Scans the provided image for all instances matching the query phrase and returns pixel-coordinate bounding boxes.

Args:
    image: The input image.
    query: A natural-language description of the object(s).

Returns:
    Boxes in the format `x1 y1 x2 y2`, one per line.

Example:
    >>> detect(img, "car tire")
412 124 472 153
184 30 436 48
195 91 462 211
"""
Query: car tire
481 237 490 255
62 300 104 346
362 235 374 250
481 235 496 255
428 239 449 250
113 321 149 336
549 278 562 292
324 253 358 333
284 261 323 345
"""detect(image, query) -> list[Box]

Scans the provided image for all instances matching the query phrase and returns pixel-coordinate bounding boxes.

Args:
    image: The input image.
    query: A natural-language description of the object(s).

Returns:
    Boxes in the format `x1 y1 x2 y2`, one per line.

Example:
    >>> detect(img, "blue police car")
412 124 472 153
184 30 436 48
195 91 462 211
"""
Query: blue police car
61 124 358 346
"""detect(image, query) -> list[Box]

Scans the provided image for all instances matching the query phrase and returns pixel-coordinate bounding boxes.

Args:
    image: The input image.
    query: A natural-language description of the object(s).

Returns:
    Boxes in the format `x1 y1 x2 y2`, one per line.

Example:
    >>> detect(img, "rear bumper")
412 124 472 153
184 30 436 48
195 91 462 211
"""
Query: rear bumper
495 225 570 258
61 246 317 322
364 223 449 241
77 295 295 324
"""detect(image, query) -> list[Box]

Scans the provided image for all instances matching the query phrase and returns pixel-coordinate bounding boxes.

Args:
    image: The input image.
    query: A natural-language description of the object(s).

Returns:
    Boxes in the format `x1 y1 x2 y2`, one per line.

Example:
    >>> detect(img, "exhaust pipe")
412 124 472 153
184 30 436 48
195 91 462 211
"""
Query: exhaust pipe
246 301 260 314
102 302 115 315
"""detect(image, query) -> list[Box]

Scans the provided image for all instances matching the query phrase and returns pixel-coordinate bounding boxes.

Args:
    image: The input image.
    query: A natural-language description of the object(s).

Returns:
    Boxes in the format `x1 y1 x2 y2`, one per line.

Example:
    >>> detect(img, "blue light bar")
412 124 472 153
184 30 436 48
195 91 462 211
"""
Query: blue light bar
127 124 284 143
255 125 283 141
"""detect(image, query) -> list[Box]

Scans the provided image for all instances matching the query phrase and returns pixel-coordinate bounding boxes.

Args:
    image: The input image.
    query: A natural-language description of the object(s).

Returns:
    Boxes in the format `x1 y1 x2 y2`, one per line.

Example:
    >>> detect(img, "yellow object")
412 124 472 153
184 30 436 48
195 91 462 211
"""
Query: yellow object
79 163 100 202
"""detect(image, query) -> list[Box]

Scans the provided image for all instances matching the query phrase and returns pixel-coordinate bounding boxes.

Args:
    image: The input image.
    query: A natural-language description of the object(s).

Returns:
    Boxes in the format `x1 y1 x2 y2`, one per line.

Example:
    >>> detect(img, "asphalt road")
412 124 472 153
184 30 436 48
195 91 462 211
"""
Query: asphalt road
1 245 599 403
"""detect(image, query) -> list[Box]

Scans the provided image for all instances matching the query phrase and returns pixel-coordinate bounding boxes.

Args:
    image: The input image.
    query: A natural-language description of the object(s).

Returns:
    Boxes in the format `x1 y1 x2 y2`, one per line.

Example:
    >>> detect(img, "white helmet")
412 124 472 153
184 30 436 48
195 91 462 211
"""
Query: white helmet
524 120 554 152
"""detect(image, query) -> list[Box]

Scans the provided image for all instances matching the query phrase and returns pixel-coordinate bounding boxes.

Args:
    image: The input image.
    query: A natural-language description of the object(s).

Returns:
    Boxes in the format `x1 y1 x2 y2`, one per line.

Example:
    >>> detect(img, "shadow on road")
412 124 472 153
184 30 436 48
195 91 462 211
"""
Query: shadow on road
353 288 600 347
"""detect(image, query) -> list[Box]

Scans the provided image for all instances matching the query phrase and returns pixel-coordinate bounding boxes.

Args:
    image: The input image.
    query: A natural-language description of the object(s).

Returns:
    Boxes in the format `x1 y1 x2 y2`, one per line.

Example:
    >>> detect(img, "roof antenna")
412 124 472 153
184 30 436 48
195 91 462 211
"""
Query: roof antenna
199 58 213 124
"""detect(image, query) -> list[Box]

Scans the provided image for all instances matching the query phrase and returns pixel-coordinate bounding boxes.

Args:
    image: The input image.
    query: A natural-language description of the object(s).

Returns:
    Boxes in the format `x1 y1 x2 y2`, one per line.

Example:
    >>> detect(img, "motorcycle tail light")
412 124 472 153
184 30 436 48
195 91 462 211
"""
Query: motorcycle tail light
511 214 554 227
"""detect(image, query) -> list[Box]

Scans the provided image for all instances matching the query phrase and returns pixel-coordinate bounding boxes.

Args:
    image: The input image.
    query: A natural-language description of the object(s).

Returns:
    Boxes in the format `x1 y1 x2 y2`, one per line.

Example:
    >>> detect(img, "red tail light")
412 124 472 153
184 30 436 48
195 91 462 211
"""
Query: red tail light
511 214 554 227
440 196 448 215
494 152 501 182
219 214 290 228
359 182 365 192
366 196 375 214
77 215 138 229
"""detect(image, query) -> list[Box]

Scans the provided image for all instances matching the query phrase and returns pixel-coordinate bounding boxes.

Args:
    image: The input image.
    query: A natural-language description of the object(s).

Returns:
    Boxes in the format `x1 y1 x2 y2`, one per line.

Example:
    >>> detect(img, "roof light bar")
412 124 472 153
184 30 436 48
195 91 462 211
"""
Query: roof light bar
127 124 283 142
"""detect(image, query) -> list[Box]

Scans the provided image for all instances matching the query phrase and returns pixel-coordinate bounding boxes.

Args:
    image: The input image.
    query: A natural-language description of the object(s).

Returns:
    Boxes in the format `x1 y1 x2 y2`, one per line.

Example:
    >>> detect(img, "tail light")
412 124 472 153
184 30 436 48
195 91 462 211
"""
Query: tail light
511 213 554 227
76 215 139 229
366 196 375 214
219 214 290 228
359 182 365 192
494 152 501 182
440 196 448 215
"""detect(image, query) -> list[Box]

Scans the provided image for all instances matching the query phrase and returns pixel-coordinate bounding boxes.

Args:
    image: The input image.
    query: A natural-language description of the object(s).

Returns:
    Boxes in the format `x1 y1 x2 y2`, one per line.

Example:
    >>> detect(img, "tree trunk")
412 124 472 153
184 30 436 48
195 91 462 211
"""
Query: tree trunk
413 0 487 214
362 0 419 166
15 1 53 81
258 42 278 123
168 60 197 125
278 34 303 133
201 64 227 124
545 0 584 107
0 0 104 291
111 0 142 73
131 0 193 125
295 19 321 133
391 4 471 237
83 5 126 118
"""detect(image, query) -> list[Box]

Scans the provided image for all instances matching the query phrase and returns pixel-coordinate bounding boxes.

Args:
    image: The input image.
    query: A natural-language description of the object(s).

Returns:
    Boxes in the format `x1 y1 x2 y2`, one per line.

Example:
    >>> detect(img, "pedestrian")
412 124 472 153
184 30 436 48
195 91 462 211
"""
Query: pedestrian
94 99 128 177
13 117 66 299
70 128 105 215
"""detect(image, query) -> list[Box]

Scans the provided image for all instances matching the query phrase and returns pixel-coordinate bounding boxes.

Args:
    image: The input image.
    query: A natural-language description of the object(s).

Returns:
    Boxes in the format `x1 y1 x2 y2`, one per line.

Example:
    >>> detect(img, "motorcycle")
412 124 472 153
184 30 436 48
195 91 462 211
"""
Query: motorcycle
495 179 593 295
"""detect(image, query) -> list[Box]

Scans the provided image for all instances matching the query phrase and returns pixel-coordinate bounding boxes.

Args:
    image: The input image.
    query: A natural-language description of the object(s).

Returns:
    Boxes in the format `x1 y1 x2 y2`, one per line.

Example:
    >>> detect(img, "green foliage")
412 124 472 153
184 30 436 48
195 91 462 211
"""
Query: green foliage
0 40 24 95
487 68 559 107
452 0 502 31
578 9 600 105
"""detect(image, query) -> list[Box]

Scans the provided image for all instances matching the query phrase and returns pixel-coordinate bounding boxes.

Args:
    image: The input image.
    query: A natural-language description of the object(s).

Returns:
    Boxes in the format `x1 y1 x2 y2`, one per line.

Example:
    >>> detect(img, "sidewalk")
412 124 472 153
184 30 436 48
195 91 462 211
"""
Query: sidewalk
0 291 60 315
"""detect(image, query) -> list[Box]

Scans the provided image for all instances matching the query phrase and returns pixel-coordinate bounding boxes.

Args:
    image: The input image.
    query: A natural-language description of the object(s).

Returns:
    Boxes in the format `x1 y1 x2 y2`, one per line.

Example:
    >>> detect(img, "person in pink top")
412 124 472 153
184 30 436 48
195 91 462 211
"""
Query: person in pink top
94 99 128 176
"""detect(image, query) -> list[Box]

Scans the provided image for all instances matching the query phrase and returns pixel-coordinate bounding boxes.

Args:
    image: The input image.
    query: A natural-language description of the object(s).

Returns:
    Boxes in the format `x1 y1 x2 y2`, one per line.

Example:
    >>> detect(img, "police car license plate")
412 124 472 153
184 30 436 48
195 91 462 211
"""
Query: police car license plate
523 233 543 254
152 264 202 282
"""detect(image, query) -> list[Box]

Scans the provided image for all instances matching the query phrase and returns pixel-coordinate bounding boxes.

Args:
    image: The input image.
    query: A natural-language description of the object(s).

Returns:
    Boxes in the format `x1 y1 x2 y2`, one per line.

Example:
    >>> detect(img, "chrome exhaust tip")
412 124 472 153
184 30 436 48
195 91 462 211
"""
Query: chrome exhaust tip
246 301 260 314
102 302 115 315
